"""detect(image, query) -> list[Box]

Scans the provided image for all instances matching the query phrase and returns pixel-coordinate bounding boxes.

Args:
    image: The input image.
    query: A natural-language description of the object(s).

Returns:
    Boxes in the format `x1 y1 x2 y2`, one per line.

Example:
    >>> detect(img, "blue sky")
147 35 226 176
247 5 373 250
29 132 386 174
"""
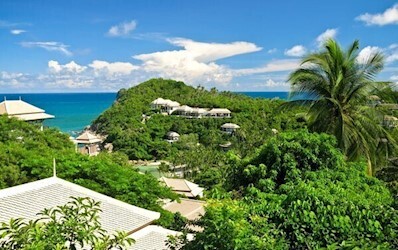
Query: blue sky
1 0 398 92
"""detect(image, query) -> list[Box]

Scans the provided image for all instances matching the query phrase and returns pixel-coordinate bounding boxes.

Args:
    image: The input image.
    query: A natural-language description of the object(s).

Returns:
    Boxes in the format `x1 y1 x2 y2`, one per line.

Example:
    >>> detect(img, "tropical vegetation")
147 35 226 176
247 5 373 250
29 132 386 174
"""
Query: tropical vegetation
0 197 133 250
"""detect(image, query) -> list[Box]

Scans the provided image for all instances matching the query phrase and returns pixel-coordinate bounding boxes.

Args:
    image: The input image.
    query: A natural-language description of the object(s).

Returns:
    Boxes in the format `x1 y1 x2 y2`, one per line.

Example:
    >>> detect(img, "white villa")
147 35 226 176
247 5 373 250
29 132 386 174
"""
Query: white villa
207 108 231 118
150 98 180 114
150 98 232 118
0 98 54 130
0 176 189 249
221 123 240 134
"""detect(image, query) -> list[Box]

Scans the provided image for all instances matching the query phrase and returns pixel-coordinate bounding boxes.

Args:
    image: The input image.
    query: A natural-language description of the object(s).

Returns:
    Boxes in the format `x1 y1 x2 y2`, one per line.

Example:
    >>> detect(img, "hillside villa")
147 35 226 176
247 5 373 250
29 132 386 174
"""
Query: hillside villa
150 98 231 118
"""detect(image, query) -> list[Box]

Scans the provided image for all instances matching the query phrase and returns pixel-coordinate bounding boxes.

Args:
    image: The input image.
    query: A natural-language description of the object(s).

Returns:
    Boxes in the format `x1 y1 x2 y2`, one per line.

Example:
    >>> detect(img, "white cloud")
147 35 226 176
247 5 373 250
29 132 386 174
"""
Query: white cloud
107 20 137 37
391 75 398 81
235 59 299 75
133 38 261 84
356 4 398 26
357 46 382 64
316 28 338 47
10 29 26 35
267 48 277 54
48 60 87 73
89 60 138 75
284 45 306 57
20 41 72 56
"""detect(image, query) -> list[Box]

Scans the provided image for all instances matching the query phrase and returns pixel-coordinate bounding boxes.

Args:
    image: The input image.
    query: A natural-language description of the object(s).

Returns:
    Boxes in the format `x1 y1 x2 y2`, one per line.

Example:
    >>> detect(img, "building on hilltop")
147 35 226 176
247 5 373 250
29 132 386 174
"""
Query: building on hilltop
0 98 54 130
0 176 188 249
150 98 180 114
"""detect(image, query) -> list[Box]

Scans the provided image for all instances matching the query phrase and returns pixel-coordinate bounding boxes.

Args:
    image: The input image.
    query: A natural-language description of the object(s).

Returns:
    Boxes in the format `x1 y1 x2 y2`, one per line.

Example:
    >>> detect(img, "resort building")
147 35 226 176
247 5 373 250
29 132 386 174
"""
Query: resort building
150 98 180 114
172 105 194 116
163 198 206 221
74 131 102 156
160 177 204 198
166 131 180 142
0 176 189 249
0 98 54 130
207 108 231 118
150 98 232 118
221 123 240 134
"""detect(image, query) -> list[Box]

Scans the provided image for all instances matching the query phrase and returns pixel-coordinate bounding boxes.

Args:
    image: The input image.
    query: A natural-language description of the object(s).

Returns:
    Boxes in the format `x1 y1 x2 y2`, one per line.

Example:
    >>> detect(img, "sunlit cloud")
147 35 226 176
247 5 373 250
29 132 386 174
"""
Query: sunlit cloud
356 4 398 26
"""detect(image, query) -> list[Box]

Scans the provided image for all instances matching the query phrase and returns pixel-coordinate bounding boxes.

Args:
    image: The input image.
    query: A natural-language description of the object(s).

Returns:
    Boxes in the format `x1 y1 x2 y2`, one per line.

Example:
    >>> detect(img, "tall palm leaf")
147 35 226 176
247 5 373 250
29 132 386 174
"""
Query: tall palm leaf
288 39 393 175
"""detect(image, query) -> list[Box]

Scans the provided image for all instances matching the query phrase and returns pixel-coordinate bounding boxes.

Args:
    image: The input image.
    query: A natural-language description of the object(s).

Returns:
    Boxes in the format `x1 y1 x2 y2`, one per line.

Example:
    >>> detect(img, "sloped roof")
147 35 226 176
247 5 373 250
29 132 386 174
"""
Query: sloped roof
151 98 167 105
208 108 231 114
76 131 102 144
160 177 204 198
174 105 193 113
221 123 240 129
129 225 185 250
0 100 54 121
163 198 205 221
167 131 180 137
0 177 160 234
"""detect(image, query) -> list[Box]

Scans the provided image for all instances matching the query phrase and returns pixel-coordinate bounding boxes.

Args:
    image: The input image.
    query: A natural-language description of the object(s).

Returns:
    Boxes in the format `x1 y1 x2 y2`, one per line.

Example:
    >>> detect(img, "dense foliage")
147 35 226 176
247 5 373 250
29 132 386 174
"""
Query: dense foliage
0 197 133 250
184 131 398 249
93 78 305 162
0 115 178 226
287 39 394 175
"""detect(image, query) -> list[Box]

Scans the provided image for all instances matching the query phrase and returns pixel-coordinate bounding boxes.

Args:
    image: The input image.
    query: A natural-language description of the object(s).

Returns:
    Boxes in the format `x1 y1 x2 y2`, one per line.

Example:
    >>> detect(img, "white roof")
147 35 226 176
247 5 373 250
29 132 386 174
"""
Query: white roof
221 123 240 129
191 108 208 114
160 177 204 198
208 108 231 114
0 177 160 234
174 105 193 113
151 98 167 105
129 225 185 250
163 198 205 221
165 100 180 107
167 131 180 137
0 100 54 121
76 131 102 144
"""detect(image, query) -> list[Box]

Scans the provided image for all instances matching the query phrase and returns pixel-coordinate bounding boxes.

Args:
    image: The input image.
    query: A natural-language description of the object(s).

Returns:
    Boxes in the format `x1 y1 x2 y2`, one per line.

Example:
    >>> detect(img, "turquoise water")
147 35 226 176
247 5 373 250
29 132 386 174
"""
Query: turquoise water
1 92 293 134
1 93 116 135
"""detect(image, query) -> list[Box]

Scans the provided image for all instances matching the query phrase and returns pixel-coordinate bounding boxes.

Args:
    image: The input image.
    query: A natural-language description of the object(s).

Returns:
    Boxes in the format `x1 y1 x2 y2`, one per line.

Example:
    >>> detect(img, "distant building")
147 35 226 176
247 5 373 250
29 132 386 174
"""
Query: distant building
160 177 204 198
0 176 187 249
150 98 232 118
151 98 180 114
73 131 102 156
207 108 231 118
0 98 54 130
166 131 180 142
383 115 398 129
221 123 240 134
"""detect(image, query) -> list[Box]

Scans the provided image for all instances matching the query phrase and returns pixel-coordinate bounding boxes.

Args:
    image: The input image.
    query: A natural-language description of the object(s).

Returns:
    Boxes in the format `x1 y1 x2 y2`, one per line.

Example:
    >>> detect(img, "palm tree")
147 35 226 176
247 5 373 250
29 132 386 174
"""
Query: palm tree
287 39 393 175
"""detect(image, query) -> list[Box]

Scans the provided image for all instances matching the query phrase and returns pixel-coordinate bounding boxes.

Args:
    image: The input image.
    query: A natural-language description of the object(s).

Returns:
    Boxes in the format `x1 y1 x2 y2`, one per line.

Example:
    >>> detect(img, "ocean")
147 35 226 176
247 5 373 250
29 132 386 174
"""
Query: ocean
1 92 289 134
1 93 116 135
